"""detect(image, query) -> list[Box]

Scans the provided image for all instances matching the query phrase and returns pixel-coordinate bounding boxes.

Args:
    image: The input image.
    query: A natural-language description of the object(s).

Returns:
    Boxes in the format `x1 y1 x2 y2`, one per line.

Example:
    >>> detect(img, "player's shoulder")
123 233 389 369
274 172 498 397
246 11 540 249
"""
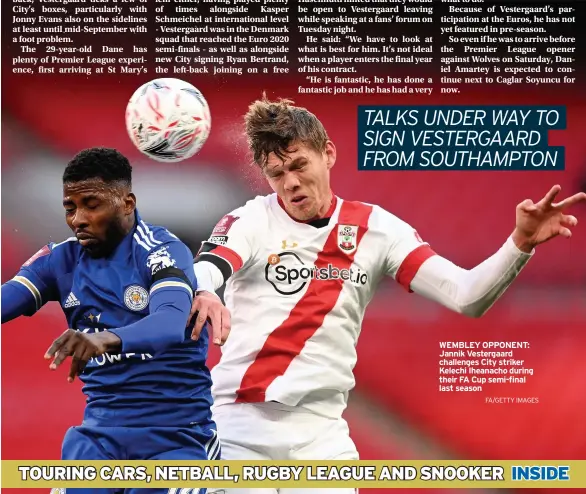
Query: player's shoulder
21 236 80 270
369 203 406 224
347 201 415 237
132 219 196 281
50 236 81 255
336 199 396 224
134 218 182 247
132 219 191 262
212 195 271 234
229 194 271 218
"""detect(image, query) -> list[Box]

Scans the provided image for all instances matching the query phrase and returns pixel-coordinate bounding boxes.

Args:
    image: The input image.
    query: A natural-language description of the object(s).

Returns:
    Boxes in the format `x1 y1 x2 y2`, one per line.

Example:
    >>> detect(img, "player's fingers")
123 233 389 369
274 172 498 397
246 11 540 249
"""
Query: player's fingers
50 345 73 370
560 214 578 227
210 309 223 346
73 348 95 380
519 199 537 212
49 351 60 369
187 298 200 327
45 329 73 359
539 184 562 206
68 348 86 383
552 192 586 210
558 226 572 238
191 307 209 341
221 307 231 345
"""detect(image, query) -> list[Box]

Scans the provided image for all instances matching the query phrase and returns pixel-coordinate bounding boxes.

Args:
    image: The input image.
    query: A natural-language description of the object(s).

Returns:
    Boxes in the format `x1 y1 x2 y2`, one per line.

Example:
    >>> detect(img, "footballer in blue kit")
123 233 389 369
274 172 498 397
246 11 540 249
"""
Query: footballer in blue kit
1 148 219 494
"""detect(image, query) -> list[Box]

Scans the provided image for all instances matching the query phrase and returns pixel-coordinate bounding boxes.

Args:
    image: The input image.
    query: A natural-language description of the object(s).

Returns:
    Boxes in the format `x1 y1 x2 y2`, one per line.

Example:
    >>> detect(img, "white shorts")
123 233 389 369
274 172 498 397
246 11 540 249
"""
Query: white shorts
209 402 358 494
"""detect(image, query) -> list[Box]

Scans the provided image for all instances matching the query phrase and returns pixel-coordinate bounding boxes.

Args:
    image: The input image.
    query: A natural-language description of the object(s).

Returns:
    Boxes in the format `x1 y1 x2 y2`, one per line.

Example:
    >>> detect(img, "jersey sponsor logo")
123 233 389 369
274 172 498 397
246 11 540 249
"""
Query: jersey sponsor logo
281 239 298 249
212 214 239 235
146 246 177 275
78 327 154 366
63 292 81 308
338 224 358 254
22 245 51 267
209 235 228 245
91 351 154 366
265 251 368 295
124 285 149 311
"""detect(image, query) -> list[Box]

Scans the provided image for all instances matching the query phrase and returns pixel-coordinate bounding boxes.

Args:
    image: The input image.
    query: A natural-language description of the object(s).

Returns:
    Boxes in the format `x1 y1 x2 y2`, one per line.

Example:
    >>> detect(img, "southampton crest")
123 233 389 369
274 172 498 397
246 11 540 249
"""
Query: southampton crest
338 224 358 254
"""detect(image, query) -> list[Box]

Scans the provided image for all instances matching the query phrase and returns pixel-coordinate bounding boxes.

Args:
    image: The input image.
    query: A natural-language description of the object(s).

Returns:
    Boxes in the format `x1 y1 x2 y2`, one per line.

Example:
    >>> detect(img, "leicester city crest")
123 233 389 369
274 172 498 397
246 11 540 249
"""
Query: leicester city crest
124 285 149 311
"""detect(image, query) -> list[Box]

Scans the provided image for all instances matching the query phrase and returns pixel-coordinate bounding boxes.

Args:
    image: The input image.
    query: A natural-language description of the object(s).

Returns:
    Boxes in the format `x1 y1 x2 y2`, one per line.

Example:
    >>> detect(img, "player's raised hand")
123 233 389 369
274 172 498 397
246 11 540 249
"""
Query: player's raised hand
512 185 586 252
44 329 121 383
189 290 231 346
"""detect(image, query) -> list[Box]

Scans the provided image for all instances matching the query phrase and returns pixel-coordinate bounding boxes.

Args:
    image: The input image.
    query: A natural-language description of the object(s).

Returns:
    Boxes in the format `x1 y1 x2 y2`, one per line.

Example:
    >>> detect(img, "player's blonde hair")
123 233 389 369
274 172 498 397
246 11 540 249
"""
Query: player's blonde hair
244 93 329 169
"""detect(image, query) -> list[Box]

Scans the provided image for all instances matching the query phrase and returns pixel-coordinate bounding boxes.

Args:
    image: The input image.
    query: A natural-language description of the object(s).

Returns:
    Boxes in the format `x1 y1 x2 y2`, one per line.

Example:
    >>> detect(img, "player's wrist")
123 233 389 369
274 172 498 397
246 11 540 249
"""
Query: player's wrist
510 229 536 254
195 289 221 301
92 331 122 354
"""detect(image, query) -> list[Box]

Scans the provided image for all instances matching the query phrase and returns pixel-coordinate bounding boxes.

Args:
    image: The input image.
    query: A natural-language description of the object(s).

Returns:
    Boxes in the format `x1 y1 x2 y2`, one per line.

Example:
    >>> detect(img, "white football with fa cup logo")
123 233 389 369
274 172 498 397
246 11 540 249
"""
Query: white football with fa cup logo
125 78 211 163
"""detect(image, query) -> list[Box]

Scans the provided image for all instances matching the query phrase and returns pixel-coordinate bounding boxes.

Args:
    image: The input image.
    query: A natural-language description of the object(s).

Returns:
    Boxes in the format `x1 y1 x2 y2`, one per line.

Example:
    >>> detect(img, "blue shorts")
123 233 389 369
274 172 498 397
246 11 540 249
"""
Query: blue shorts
59 422 220 494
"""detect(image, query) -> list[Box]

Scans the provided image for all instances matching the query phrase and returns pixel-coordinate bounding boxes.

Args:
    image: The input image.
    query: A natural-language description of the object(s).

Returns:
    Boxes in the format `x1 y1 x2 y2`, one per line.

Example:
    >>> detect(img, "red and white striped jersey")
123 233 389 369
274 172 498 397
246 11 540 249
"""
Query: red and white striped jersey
198 194 434 418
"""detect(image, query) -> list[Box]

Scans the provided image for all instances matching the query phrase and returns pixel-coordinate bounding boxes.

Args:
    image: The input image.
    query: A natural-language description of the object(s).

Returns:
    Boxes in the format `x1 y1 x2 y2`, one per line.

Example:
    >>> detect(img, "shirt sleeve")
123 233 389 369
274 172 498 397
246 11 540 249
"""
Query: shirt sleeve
109 240 196 354
194 201 261 284
378 207 436 292
410 236 533 317
3 243 61 317
1 283 37 323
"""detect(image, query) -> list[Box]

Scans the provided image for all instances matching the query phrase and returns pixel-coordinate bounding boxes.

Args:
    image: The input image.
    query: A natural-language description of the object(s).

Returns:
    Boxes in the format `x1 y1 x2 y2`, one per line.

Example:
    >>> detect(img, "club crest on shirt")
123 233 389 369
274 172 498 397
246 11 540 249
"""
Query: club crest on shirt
124 285 149 311
338 224 358 254
212 215 239 235
146 246 176 275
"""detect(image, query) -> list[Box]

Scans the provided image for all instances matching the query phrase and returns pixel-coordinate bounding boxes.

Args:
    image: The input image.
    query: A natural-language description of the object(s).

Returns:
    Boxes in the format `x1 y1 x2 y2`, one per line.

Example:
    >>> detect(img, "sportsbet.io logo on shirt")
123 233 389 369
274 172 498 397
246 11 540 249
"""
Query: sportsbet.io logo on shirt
265 251 368 295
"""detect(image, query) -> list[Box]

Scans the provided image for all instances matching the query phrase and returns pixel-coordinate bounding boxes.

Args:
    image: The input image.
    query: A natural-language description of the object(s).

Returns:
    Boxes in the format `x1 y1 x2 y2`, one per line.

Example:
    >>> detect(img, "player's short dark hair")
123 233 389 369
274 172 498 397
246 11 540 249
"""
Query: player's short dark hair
63 147 132 187
244 94 329 169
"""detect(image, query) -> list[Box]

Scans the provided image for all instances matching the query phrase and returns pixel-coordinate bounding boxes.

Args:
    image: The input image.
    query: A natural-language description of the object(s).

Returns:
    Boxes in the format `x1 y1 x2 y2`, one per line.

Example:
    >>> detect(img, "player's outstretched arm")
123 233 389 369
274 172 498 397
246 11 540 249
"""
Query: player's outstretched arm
106 240 197 355
1 283 38 323
107 283 194 354
407 185 585 317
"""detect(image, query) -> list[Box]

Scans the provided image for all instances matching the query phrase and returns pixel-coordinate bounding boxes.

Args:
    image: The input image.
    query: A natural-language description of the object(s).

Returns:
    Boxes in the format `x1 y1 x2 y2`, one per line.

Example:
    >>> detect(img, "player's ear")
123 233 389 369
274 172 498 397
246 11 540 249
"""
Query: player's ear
325 140 336 170
124 193 136 215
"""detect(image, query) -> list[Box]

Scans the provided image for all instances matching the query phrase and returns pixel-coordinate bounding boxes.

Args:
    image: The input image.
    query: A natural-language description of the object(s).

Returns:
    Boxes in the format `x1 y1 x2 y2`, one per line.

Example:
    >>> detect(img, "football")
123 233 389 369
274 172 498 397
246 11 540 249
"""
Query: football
125 78 211 163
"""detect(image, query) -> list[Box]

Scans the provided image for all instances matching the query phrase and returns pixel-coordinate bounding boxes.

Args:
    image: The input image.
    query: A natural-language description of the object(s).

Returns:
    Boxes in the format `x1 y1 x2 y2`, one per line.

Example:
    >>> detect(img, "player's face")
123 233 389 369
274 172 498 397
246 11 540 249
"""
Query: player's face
63 179 135 257
264 140 336 221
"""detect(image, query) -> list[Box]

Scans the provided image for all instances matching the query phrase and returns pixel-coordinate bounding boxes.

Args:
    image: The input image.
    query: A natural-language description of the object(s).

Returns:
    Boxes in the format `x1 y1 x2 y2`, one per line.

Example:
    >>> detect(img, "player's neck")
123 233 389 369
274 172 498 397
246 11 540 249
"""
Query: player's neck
100 215 137 259
316 191 336 219
123 214 136 236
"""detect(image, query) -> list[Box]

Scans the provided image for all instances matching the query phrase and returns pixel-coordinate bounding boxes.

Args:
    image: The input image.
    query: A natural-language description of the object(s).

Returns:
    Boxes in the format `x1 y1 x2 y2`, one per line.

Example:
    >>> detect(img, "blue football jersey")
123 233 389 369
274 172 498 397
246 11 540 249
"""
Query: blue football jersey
6 211 212 428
